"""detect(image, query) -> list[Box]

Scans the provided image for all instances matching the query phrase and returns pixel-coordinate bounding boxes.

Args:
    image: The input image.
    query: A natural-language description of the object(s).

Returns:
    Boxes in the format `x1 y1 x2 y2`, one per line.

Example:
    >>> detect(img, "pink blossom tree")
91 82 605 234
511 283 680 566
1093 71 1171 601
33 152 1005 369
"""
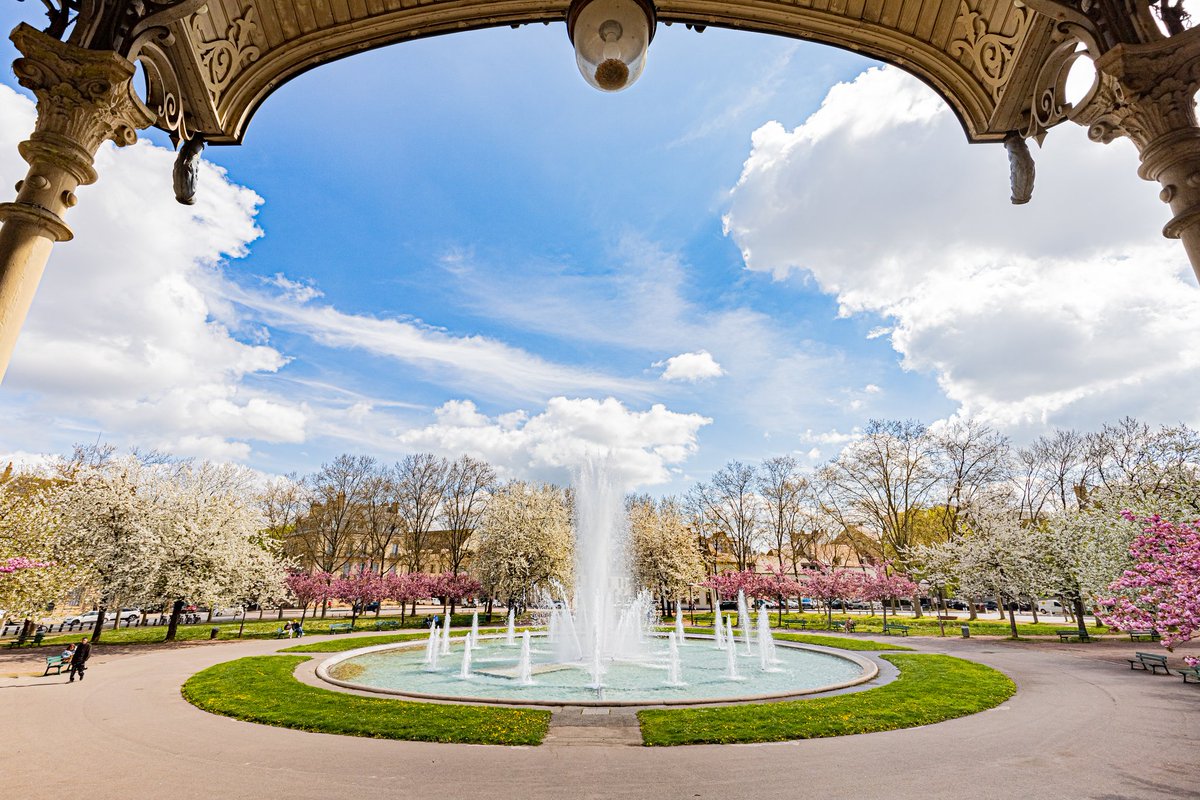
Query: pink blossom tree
331 569 385 628
703 570 758 605
285 570 333 624
1101 512 1200 664
383 572 430 625
756 566 803 626
859 565 919 627
800 567 866 629
0 557 51 574
438 572 483 617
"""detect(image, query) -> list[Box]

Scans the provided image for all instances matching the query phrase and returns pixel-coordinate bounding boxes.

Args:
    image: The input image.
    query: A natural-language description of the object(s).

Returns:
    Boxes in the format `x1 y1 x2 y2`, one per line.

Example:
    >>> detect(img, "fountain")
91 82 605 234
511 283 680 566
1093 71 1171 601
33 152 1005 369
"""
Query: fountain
737 590 753 655
724 616 741 680
458 635 472 679
320 459 874 705
666 631 683 686
517 630 534 685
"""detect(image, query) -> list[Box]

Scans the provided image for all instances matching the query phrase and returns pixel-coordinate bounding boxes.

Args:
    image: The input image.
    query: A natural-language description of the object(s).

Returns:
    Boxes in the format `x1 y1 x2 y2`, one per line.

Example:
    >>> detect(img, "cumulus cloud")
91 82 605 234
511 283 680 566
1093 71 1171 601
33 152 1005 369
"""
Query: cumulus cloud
0 85 307 459
724 66 1200 433
655 350 725 382
398 397 712 487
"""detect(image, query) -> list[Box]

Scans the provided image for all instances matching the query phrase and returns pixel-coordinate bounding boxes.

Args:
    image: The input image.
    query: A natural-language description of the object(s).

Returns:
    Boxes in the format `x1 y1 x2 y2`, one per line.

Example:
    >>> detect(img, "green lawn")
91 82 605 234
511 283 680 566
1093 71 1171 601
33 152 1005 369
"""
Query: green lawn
637 653 1015 745
671 612 1104 638
30 613 498 649
181 655 550 745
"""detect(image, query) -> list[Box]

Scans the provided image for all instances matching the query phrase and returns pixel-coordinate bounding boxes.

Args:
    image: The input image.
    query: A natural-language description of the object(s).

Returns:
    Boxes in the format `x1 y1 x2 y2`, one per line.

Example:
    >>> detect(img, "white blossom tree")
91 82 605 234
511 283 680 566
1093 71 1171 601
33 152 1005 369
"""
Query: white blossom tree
473 481 572 610
629 496 705 614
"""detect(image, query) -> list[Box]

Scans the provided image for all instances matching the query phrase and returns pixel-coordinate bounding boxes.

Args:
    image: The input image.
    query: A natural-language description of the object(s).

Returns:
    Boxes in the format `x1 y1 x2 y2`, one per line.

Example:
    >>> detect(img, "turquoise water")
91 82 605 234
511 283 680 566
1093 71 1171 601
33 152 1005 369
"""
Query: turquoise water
327 635 866 704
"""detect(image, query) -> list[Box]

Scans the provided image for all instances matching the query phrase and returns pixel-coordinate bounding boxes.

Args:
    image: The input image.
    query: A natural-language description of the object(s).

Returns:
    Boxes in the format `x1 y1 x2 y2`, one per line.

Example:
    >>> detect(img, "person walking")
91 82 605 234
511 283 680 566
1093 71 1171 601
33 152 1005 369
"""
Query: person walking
68 636 91 682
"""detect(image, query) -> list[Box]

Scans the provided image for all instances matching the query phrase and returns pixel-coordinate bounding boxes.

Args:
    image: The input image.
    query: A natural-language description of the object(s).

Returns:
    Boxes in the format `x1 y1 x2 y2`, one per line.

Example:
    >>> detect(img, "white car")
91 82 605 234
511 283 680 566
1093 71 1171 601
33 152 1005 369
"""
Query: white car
1037 599 1065 615
64 608 141 626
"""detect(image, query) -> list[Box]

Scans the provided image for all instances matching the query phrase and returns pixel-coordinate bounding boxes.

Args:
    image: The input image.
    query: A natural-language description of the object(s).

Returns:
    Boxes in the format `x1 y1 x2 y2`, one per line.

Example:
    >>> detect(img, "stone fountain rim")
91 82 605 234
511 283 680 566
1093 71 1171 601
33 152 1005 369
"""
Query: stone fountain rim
313 632 882 708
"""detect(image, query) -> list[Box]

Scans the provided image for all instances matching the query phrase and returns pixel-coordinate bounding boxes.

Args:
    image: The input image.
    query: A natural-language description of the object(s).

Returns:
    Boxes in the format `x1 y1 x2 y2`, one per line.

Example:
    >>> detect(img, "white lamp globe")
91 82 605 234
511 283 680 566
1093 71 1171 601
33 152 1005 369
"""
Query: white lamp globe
567 0 656 92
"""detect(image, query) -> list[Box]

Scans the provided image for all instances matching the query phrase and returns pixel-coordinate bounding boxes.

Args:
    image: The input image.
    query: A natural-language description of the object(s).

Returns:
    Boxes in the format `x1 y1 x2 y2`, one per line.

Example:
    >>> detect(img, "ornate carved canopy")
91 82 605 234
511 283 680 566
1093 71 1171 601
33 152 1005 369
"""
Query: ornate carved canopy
40 0 1140 147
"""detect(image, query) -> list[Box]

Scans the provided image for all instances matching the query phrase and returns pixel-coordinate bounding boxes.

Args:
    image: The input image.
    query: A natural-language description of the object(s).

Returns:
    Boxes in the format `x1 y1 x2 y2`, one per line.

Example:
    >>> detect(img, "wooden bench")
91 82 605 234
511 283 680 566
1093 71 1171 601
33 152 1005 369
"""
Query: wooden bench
882 623 911 636
1127 651 1170 674
6 631 44 648
374 619 401 631
781 619 809 630
328 622 353 634
1056 629 1091 643
1128 629 1161 642
1179 665 1200 684
828 620 846 632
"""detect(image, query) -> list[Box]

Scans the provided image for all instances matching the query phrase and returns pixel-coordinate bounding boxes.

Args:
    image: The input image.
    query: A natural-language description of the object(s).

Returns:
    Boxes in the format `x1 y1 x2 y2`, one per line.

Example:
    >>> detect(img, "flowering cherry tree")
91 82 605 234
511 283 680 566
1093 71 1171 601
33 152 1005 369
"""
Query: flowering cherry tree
702 570 758 604
1101 512 1200 662
332 570 385 627
286 571 333 624
800 567 866 628
859 565 919 626
756 567 803 626
383 572 430 624
437 571 483 616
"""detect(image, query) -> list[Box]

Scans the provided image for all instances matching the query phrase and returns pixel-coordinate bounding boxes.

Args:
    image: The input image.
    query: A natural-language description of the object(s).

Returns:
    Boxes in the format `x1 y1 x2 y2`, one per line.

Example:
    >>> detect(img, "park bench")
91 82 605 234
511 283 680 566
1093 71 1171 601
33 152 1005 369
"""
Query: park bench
781 619 809 630
1055 629 1091 643
882 623 911 636
1178 665 1200 684
5 630 44 648
271 627 290 639
43 655 68 676
828 620 846 632
328 622 353 634
1128 629 1161 642
374 619 401 631
1127 651 1170 674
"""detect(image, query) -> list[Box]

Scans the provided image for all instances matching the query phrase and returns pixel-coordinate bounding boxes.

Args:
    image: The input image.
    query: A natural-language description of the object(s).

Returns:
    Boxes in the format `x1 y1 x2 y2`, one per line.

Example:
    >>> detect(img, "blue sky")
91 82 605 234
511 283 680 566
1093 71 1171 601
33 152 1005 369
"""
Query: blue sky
2 6 1198 491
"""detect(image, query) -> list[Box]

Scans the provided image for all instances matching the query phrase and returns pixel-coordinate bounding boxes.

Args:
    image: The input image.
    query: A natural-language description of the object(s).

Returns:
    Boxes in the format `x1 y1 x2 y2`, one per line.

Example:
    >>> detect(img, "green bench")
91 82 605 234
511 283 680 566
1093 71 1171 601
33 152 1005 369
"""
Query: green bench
828 620 846 632
328 622 353 634
781 619 809 630
43 655 68 676
1127 651 1170 674
1055 629 1091 643
1179 665 1200 684
1128 629 1161 642
882 623 911 636
374 619 401 631
6 630 44 648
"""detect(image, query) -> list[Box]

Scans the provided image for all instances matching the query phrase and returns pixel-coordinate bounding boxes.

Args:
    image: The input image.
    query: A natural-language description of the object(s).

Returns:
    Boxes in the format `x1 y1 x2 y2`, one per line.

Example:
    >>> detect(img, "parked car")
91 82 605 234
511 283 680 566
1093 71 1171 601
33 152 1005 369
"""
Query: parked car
944 599 969 611
718 600 739 611
64 608 140 626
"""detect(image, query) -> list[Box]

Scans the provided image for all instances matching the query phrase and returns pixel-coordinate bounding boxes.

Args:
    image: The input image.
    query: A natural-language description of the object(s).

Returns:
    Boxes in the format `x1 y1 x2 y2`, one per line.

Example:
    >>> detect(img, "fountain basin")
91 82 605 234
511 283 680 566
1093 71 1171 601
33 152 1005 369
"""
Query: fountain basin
316 633 879 707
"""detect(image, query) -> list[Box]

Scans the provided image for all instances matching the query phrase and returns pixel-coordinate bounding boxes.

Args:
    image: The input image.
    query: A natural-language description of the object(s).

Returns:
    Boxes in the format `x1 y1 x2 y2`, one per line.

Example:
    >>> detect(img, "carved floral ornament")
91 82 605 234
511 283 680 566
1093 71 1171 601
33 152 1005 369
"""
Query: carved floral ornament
949 0 1031 102
189 7 262 106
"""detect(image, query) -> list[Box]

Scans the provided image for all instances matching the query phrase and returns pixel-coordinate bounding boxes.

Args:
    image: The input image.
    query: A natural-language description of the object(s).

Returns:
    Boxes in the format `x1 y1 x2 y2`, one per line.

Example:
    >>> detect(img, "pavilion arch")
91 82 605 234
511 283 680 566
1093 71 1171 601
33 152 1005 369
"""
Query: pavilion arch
121 0 1066 146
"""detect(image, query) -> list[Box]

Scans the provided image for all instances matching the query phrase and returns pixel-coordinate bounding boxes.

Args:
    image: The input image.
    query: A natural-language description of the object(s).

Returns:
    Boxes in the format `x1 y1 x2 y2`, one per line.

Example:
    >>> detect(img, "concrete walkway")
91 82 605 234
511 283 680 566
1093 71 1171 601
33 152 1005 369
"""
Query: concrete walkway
1 633 1197 800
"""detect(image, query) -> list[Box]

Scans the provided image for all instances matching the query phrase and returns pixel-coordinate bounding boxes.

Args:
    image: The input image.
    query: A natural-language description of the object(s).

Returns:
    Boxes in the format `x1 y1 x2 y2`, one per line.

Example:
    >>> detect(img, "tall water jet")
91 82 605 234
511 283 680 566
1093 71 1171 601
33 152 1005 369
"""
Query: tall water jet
470 611 480 650
517 630 534 685
674 601 685 644
666 631 683 685
506 608 516 645
737 590 753 654
757 606 777 671
458 635 473 679
714 608 725 650
724 616 741 680
423 621 440 670
440 615 451 656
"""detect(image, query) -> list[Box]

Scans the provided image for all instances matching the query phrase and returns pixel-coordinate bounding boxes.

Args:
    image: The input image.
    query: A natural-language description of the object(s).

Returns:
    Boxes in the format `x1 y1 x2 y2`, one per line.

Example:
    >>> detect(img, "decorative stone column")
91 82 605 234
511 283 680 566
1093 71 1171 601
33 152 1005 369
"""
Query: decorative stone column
0 23 154 383
1082 27 1200 280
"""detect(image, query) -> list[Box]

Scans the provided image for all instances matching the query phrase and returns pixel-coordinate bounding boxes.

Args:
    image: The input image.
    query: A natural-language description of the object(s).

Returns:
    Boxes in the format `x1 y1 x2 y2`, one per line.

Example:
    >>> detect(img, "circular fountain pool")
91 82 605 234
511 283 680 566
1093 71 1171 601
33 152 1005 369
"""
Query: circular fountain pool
317 633 877 706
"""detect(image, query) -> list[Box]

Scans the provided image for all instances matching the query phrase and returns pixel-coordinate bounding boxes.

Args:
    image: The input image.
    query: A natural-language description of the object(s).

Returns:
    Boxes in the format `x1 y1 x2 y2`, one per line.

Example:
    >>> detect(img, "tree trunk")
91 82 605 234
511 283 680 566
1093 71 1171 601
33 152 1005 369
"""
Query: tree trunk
1073 596 1089 640
237 613 246 638
882 599 888 626
206 608 214 623
90 604 108 644
1030 597 1039 625
321 599 328 619
18 617 32 644
300 603 308 624
936 588 947 637
1006 599 1019 639
350 605 359 628
777 594 783 627
911 593 923 619
164 599 184 642
968 597 978 621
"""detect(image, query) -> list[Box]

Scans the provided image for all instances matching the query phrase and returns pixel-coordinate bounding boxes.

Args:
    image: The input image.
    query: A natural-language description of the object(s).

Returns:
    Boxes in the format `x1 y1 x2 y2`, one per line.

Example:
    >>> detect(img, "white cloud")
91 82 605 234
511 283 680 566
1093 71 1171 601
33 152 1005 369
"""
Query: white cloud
655 350 725 382
0 85 308 459
724 66 1200 433
398 397 712 487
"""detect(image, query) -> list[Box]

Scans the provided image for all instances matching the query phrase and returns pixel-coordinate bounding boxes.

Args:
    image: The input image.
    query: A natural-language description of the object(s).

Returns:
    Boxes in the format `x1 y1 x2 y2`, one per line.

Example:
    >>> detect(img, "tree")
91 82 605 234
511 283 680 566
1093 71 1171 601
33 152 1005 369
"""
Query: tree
285 571 333 624
383 572 429 624
474 481 572 610
949 506 1048 639
935 419 1012 540
441 456 496 577
294 454 378 581
331 569 384 627
394 454 449 576
800 567 865 628
630 496 705 614
859 564 919 627
690 461 761 571
757 456 806 572
1101 512 1200 655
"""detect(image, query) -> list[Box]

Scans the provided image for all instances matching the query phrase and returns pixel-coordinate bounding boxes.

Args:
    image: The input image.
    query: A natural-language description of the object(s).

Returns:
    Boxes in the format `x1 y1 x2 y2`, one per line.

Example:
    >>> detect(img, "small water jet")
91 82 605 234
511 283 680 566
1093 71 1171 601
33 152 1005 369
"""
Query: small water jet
517 630 534 685
666 631 683 686
737 590 753 655
757 606 778 671
458 635 473 679
714 608 725 650
423 621 440 670
469 611 480 650
724 616 741 680
440 615 451 656
506 608 516 645
674 601 685 644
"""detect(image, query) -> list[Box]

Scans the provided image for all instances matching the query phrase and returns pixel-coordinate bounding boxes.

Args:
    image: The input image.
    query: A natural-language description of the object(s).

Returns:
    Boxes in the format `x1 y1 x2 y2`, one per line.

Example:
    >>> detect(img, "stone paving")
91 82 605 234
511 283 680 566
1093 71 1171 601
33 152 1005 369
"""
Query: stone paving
1 632 1197 800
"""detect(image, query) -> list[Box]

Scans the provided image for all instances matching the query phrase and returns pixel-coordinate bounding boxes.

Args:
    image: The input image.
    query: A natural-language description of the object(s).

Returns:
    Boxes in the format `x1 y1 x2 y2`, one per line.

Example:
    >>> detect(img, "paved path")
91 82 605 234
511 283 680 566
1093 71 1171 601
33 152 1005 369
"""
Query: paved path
1 634 1197 800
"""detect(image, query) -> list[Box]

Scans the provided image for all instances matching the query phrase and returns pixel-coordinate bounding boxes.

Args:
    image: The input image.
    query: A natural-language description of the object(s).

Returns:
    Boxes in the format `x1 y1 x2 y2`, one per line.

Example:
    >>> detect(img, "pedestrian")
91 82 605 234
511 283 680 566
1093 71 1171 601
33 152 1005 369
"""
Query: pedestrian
68 636 91 682
293 620 303 638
